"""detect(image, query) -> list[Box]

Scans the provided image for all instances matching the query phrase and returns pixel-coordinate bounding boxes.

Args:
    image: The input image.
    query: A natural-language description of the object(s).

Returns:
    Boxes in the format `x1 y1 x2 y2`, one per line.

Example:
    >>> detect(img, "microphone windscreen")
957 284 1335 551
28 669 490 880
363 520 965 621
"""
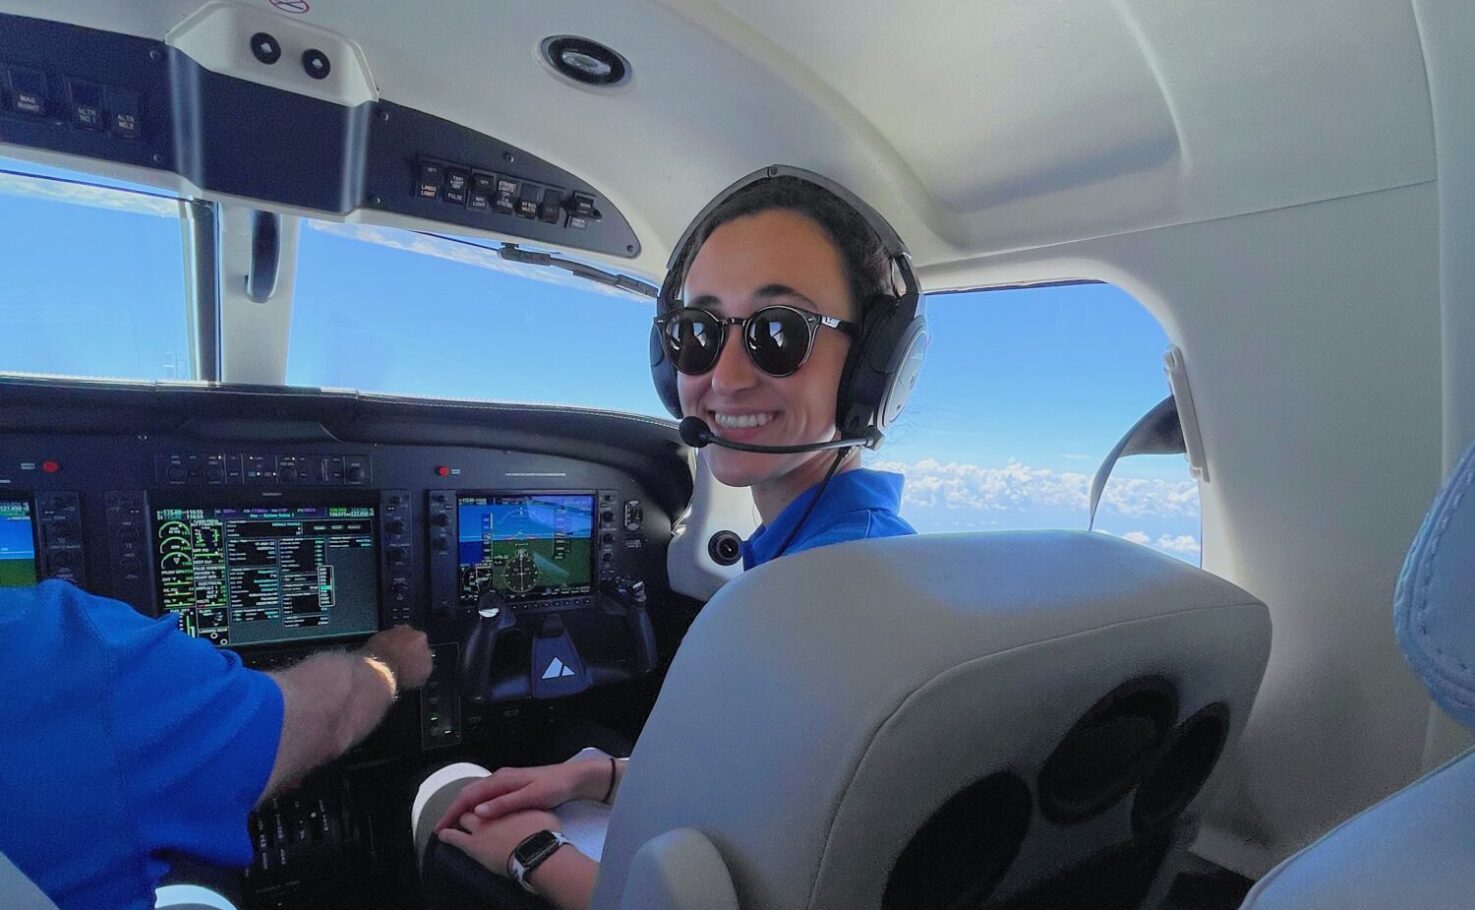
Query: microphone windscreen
678 416 711 448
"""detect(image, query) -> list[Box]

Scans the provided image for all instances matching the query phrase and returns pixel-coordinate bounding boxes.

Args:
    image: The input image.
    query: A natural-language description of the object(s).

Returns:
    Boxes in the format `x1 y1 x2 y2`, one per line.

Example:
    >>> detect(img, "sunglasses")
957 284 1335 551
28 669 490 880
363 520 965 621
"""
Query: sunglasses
654 305 858 378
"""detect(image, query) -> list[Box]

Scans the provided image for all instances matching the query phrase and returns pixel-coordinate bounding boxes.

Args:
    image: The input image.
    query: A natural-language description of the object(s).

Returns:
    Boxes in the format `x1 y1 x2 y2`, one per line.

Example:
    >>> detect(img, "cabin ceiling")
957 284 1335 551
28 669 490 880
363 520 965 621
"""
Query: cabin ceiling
2 0 1439 285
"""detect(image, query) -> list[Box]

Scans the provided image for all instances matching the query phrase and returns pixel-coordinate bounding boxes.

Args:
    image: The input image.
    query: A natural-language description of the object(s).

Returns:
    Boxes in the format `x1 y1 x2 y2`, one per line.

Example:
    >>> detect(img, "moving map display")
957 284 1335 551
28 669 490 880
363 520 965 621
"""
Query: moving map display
155 504 379 647
0 498 37 589
458 493 595 606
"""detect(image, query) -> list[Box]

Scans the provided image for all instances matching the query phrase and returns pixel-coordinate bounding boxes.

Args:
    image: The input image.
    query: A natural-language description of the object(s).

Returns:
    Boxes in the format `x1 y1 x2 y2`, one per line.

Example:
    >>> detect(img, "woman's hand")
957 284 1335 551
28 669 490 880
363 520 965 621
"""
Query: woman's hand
437 808 562 878
434 759 609 832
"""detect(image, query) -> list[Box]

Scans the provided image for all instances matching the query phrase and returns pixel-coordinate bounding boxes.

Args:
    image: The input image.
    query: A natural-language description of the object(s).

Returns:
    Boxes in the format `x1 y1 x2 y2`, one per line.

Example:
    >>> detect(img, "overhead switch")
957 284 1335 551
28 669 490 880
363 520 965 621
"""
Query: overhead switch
443 167 469 205
108 88 141 139
7 67 47 116
66 80 103 130
417 160 445 199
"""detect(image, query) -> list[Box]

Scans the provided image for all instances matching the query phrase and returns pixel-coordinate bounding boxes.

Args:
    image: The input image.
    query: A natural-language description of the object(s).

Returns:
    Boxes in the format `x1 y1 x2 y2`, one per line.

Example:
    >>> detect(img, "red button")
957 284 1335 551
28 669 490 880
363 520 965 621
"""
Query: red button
435 466 451 477
41 460 60 474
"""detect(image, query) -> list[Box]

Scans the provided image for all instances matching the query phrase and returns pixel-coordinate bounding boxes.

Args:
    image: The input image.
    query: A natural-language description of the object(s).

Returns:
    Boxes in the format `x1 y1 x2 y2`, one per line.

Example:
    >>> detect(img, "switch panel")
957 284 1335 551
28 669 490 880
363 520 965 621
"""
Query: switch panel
420 642 462 749
380 490 414 626
34 491 85 586
427 490 458 617
105 490 151 612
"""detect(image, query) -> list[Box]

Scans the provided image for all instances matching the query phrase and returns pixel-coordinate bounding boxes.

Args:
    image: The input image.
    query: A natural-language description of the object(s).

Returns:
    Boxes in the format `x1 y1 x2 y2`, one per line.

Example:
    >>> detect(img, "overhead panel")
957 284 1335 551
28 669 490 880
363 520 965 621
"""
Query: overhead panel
0 9 641 259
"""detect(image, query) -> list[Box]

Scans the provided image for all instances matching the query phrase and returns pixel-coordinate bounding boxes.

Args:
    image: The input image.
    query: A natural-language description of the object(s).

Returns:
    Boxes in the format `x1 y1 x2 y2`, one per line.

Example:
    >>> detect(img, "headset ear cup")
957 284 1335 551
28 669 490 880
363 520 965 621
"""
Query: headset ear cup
877 316 929 430
836 310 876 438
837 290 926 438
649 322 684 418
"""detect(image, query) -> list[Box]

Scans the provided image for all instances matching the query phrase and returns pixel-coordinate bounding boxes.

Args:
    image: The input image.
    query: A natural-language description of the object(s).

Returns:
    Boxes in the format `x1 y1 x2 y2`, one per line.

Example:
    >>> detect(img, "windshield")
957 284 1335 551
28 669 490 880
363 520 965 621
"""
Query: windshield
0 156 194 382
286 220 668 416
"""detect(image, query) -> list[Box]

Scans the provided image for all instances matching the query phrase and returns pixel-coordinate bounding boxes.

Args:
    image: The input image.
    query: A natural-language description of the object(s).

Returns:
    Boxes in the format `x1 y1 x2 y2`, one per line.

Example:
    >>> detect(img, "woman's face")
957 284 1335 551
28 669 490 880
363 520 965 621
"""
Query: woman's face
676 208 856 490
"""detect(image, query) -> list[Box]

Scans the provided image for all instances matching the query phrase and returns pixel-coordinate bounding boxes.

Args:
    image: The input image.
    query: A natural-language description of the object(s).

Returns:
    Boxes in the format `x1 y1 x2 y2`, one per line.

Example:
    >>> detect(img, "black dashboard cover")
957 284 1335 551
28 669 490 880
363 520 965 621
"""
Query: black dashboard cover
0 378 691 517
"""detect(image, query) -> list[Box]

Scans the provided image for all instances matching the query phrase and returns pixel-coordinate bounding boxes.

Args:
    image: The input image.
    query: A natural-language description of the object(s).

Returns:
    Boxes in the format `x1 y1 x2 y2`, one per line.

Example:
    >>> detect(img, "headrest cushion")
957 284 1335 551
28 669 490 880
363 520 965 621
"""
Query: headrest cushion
1394 435 1475 730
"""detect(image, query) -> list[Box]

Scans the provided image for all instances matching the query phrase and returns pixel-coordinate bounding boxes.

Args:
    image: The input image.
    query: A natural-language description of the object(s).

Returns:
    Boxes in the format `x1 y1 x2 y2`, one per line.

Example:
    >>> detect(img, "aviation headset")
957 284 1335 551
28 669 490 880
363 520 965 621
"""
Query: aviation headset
649 165 929 447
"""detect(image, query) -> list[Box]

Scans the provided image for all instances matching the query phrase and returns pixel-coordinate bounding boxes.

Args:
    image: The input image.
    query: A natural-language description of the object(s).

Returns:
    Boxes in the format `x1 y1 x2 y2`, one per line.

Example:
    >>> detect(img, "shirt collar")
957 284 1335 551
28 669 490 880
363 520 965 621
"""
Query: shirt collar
741 468 904 569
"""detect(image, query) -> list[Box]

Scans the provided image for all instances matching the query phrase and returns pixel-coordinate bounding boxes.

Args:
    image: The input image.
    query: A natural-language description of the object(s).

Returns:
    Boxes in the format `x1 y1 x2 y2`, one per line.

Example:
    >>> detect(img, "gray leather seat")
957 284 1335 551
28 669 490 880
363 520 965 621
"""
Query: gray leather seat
0 852 60 910
590 530 1271 910
1240 438 1475 910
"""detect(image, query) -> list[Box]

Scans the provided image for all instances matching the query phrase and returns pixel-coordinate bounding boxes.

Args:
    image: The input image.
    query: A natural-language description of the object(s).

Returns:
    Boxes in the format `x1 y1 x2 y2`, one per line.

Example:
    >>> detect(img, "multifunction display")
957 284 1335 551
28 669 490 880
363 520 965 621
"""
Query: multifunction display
0 498 37 589
458 493 595 606
155 504 379 647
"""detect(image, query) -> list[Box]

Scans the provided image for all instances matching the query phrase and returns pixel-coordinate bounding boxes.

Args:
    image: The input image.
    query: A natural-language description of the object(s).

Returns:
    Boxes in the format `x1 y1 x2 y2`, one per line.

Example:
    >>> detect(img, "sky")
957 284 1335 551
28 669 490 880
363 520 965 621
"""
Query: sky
0 155 1201 562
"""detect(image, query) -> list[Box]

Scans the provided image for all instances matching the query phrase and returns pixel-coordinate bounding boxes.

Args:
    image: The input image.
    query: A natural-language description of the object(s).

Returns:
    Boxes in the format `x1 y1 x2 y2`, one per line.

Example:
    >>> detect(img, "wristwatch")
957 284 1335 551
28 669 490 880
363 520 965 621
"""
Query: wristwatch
508 829 570 894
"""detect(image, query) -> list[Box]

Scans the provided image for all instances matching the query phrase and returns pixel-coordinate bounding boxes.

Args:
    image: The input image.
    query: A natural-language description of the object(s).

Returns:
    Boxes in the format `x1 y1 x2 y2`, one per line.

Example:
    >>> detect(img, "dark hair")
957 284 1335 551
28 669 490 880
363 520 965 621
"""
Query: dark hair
673 176 894 319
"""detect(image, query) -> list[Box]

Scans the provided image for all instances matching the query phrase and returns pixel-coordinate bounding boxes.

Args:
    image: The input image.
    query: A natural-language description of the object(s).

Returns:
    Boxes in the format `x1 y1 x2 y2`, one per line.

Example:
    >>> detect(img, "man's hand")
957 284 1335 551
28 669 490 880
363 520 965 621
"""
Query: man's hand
434 759 607 832
360 625 432 690
262 626 431 801
437 808 563 878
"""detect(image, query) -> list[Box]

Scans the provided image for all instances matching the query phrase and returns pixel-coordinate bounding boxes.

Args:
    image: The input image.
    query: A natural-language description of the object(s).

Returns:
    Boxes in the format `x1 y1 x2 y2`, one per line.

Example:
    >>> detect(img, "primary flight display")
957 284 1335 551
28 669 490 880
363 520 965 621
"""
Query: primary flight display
457 493 595 606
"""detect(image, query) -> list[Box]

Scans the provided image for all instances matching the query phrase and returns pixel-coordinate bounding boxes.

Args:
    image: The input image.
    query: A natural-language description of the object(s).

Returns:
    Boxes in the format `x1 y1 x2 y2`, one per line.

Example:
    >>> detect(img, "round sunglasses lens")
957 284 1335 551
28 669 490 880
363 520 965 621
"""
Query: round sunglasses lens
745 308 810 376
668 311 722 374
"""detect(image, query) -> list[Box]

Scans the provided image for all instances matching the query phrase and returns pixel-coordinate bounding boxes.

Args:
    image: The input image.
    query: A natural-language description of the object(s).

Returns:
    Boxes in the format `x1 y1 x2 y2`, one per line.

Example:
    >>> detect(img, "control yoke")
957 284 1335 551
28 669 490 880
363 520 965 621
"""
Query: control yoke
459 580 659 704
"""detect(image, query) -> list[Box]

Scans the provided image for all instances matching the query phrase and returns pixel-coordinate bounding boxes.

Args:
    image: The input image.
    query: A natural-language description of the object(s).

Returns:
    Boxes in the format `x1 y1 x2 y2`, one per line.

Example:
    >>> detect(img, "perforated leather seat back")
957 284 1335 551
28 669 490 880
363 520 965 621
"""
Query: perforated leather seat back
592 531 1270 910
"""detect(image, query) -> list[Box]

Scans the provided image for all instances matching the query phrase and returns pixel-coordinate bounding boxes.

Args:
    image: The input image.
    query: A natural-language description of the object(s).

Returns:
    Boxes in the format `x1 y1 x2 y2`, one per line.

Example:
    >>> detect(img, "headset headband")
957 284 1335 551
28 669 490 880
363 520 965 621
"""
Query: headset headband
658 165 918 306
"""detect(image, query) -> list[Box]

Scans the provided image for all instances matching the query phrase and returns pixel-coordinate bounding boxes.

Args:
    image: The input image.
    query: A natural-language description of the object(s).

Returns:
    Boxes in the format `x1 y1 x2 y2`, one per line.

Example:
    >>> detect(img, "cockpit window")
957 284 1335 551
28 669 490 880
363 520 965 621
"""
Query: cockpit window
286 220 669 417
0 156 195 382
870 282 1203 564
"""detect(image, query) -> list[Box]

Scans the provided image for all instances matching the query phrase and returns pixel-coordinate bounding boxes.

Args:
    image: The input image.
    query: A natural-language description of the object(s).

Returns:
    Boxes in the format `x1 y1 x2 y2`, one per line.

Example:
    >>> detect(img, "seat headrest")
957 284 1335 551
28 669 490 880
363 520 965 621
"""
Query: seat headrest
592 531 1270 910
1395 435 1475 730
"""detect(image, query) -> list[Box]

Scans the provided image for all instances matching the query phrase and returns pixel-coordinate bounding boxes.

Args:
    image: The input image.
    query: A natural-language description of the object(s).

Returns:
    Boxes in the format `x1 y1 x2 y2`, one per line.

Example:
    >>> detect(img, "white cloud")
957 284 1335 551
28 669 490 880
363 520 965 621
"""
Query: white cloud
0 171 177 218
306 220 651 301
871 457 1200 519
1154 534 1202 555
1105 529 1202 558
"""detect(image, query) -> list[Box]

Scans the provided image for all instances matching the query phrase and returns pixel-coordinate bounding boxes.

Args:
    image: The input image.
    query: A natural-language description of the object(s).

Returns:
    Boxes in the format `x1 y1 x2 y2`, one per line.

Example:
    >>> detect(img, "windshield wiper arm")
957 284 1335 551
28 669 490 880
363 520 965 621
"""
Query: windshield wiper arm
421 232 657 298
496 244 657 297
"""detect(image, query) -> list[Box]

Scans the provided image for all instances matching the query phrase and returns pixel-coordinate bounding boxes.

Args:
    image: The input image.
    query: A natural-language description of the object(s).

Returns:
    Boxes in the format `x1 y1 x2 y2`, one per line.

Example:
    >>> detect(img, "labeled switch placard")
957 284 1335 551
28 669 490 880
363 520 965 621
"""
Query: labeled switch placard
412 156 598 232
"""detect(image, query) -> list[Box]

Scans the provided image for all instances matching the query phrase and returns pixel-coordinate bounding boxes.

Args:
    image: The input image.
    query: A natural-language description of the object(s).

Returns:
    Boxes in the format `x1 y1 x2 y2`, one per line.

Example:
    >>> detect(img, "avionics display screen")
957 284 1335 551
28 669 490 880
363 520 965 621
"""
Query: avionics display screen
0 498 38 589
458 493 595 606
154 504 379 647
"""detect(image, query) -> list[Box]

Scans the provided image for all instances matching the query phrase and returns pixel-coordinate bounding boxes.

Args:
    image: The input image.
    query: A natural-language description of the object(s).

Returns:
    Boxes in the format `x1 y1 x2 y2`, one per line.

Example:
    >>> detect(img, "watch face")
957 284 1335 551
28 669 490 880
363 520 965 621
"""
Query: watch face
514 830 560 864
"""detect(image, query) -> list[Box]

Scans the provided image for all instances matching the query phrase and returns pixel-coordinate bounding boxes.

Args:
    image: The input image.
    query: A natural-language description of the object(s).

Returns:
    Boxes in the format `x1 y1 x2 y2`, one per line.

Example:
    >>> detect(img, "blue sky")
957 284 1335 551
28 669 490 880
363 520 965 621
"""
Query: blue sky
0 155 1201 561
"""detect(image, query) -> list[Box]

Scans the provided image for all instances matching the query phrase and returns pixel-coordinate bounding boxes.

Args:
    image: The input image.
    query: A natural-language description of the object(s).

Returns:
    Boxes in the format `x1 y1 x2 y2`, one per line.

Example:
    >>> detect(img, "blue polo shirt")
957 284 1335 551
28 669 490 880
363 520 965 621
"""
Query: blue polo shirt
742 468 915 569
0 580 284 910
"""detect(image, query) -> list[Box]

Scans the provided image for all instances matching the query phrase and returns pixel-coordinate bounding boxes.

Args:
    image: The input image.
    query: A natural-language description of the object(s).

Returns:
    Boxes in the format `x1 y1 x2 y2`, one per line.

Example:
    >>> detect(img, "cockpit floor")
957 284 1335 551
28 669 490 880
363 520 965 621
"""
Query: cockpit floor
1163 853 1255 909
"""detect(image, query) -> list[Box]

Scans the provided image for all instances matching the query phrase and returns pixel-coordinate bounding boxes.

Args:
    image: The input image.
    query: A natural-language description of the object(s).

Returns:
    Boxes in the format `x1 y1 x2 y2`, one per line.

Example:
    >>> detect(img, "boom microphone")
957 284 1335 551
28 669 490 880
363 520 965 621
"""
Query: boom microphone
678 416 881 453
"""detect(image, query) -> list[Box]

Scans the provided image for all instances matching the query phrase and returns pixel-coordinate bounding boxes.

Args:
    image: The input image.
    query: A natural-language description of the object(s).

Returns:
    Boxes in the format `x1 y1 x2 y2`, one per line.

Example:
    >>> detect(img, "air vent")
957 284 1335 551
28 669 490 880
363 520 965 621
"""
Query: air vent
1132 702 1230 834
540 36 630 89
1038 676 1178 823
708 530 742 566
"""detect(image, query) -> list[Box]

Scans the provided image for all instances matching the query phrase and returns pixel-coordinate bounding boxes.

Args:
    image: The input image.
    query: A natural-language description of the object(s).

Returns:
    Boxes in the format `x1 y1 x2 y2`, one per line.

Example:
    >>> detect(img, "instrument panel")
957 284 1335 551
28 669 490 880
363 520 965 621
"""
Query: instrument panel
0 378 691 757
